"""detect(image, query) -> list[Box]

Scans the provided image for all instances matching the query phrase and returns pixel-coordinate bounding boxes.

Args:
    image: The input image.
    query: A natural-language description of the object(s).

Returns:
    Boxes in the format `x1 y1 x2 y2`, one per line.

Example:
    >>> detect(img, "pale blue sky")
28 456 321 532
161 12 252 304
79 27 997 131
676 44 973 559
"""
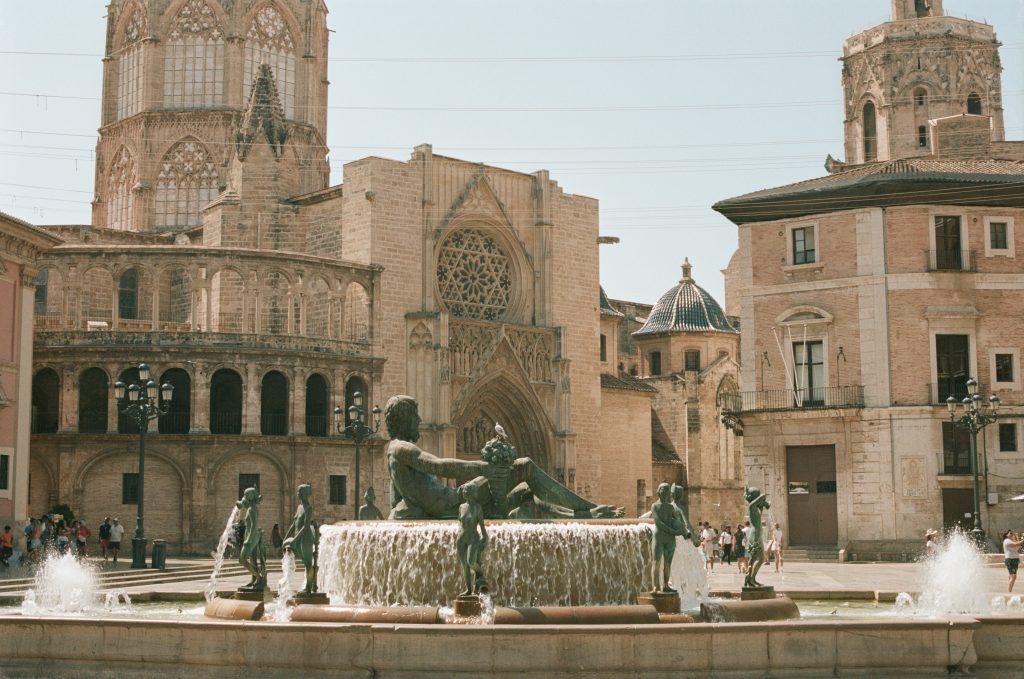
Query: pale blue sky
1 1 1021 305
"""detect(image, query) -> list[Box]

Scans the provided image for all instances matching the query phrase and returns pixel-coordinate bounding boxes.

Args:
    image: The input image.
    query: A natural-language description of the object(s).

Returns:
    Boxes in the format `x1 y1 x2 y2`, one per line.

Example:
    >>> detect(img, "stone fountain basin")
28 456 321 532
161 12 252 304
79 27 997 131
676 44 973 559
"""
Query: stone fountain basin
1 612 1021 678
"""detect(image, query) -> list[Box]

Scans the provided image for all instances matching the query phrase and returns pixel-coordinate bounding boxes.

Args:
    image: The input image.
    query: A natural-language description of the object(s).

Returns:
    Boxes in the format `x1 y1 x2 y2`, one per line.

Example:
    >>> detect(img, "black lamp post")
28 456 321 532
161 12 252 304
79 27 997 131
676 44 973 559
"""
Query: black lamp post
114 363 174 568
334 391 381 520
946 377 999 548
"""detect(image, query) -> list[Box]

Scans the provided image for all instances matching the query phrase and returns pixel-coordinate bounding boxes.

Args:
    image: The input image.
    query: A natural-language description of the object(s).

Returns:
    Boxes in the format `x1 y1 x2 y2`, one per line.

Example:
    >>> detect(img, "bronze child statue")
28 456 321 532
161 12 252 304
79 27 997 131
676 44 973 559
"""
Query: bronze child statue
282 483 319 596
456 480 489 596
236 486 267 592
743 486 771 588
651 482 685 592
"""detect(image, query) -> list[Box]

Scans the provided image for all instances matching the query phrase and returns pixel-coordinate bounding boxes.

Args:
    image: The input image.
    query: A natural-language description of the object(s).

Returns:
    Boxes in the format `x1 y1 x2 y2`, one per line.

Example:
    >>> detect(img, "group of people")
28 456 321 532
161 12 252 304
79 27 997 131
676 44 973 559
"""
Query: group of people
10 515 126 567
697 520 784 574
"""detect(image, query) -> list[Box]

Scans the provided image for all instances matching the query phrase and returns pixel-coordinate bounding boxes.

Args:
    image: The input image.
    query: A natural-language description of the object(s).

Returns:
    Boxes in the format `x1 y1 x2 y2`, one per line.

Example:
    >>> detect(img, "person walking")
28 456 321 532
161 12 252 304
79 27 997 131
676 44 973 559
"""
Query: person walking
76 521 90 559
108 518 125 564
99 518 112 562
1002 530 1023 593
1 526 13 567
721 526 733 565
925 528 938 558
701 522 715 572
771 522 784 572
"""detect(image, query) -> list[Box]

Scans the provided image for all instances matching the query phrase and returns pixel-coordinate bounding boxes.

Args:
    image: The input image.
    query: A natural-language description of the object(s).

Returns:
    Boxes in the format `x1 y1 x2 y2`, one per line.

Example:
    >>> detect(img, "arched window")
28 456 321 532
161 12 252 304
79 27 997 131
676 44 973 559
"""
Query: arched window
305 373 329 437
81 267 114 327
154 139 219 229
210 269 245 331
159 368 191 434
260 370 288 435
306 277 330 337
863 102 877 162
159 267 191 326
967 93 982 115
344 376 368 425
117 5 146 120
244 4 296 118
107 147 136 231
34 269 48 316
78 368 109 433
117 367 142 434
164 0 225 109
262 271 290 335
918 125 929 148
210 368 242 434
118 269 139 320
31 368 60 434
914 87 927 107
343 282 369 341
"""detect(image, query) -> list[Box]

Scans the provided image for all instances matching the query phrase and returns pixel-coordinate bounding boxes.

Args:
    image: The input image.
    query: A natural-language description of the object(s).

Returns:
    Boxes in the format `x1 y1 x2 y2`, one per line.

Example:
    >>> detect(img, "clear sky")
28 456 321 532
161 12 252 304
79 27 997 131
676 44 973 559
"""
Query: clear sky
1 1 1021 306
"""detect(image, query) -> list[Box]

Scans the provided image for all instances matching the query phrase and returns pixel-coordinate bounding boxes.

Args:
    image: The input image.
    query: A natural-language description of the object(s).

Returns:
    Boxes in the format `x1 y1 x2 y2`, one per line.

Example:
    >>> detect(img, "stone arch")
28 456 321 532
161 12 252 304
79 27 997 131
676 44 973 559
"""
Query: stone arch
116 265 153 323
112 4 147 120
209 367 243 434
31 367 61 434
154 137 220 229
34 266 64 323
75 447 187 552
862 99 878 162
113 0 148 50
81 265 115 327
777 305 834 326
305 275 331 337
967 91 983 115
209 267 246 332
209 447 289 539
78 367 110 434
260 369 289 435
157 265 192 327
304 372 330 437
260 269 293 335
343 281 369 341
453 370 554 472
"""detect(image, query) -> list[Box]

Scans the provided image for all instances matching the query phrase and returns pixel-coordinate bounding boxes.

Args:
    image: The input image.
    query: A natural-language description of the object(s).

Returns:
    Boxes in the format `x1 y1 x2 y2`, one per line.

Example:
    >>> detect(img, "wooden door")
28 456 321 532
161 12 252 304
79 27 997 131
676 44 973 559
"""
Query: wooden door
786 445 839 545
941 488 974 533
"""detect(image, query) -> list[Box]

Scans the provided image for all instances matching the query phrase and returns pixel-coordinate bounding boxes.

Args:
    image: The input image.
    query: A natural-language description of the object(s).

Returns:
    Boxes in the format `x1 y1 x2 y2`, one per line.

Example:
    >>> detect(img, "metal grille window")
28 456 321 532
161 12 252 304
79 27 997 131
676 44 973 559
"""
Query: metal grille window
154 140 220 229
116 8 146 120
329 475 347 505
942 422 971 475
999 423 1017 452
792 226 815 264
684 350 701 372
649 351 662 376
990 222 1008 250
164 0 225 109
238 473 260 500
122 473 139 504
996 354 1014 383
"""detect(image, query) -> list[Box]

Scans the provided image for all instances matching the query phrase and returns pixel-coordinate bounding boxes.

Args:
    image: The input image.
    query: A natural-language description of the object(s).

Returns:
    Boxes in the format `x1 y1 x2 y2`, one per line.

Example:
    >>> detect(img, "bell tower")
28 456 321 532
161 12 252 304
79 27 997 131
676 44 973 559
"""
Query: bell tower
92 0 330 233
841 0 1004 163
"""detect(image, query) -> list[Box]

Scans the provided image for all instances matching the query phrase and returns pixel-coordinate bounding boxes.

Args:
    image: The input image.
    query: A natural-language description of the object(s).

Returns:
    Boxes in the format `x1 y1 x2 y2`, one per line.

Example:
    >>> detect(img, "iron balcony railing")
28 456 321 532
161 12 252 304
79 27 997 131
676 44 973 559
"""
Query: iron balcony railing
925 248 976 272
722 385 865 414
929 381 984 406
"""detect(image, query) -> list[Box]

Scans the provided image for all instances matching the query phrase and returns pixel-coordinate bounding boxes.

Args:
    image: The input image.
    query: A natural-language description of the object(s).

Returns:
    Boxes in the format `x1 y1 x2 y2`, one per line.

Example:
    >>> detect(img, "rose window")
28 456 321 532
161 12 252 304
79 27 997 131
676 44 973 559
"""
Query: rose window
436 228 513 320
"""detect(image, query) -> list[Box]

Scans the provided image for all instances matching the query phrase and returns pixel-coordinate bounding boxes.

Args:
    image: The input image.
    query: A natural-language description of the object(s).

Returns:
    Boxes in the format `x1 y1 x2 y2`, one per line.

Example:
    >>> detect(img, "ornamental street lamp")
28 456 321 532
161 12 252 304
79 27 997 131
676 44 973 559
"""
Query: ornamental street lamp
114 363 174 568
946 377 999 548
334 391 381 521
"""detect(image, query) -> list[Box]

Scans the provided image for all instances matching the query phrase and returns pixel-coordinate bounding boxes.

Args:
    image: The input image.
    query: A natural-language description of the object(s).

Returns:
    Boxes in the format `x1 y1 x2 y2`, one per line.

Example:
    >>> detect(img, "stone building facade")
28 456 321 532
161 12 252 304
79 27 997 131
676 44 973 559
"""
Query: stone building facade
717 4 1024 556
25 0 659 553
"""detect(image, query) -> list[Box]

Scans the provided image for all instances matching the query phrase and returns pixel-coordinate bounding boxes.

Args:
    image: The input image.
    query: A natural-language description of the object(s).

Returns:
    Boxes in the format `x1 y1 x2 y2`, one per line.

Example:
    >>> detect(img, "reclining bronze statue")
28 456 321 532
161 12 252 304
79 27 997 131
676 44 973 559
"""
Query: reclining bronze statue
384 395 623 520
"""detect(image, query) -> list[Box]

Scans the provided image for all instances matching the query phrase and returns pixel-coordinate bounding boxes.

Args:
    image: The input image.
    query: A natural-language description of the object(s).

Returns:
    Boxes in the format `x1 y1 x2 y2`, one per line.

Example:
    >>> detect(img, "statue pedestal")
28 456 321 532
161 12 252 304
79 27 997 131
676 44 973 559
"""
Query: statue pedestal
232 590 267 602
740 586 776 601
287 592 329 607
453 594 482 618
637 590 680 614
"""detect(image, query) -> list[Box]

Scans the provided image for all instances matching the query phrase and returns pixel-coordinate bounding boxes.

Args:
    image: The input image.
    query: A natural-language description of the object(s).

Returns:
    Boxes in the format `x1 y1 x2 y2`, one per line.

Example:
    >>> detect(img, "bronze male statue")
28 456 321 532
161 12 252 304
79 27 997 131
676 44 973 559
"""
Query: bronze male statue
743 486 771 588
282 483 319 596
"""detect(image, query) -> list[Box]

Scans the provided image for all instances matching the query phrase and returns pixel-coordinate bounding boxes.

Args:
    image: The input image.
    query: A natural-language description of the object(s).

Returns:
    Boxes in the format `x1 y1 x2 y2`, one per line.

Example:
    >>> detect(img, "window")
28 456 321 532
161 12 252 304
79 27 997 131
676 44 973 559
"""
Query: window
863 102 877 162
791 226 816 265
158 369 191 434
914 88 927 106
915 0 930 17
122 473 139 504
793 340 824 404
260 371 288 435
164 0 225 109
238 473 260 500
78 368 109 433
329 475 347 505
984 217 1014 257
31 369 60 434
116 7 146 120
0 454 8 490
999 423 1017 452
649 351 662 376
933 216 964 270
600 334 607 362
210 368 242 434
154 139 220 229
684 350 701 372
118 269 139 320
244 5 296 118
967 93 982 115
996 354 1014 384
935 334 969 400
942 422 971 475
918 125 928 148
305 373 329 437
990 222 1008 250
107 147 136 232
34 269 48 316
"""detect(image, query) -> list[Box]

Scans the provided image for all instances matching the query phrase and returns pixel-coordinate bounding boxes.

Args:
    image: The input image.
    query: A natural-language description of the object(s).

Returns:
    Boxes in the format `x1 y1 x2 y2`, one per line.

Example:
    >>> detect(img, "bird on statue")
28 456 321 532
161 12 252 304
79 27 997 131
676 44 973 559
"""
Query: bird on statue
494 423 507 439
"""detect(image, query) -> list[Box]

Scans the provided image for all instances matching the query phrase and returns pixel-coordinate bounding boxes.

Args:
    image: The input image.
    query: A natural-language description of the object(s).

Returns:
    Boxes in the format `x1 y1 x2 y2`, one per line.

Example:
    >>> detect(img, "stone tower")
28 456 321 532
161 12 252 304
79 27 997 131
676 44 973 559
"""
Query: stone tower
841 0 1005 163
91 0 330 233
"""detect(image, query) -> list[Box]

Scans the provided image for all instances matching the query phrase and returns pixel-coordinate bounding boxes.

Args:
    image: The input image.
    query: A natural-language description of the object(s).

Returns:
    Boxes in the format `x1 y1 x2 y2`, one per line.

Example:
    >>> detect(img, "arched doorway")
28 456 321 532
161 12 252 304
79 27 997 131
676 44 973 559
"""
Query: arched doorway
453 375 553 472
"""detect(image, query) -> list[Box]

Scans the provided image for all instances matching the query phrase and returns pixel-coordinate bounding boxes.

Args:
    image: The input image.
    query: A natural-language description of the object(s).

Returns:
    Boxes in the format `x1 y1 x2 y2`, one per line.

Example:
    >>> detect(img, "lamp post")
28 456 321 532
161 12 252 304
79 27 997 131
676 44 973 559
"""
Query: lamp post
334 391 381 521
114 363 174 568
946 377 999 548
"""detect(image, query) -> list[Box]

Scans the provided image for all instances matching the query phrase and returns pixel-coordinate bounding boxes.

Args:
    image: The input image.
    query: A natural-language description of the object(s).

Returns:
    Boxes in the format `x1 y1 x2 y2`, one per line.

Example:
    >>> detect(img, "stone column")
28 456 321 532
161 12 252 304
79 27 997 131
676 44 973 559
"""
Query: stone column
191 366 209 434
243 363 259 434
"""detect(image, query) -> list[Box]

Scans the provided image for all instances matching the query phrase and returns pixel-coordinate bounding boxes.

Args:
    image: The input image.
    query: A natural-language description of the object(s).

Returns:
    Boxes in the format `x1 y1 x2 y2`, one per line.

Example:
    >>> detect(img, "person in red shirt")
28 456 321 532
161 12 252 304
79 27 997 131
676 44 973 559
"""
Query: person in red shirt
76 521 90 559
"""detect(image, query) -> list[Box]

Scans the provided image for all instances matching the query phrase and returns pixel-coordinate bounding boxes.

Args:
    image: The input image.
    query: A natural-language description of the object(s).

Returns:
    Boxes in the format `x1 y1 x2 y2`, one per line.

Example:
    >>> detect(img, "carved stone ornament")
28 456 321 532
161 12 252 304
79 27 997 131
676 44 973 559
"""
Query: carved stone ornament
169 0 224 41
436 228 512 321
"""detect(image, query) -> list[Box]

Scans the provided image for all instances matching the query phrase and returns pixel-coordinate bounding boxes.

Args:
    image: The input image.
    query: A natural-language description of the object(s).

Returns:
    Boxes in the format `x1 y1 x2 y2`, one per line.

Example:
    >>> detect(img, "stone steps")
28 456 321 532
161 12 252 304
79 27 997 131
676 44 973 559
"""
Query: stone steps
781 546 840 562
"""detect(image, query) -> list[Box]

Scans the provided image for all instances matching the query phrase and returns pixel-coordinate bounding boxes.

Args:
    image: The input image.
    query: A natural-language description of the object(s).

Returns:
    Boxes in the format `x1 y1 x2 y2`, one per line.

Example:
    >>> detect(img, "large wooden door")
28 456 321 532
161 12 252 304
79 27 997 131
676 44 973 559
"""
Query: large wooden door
786 445 839 545
942 488 974 532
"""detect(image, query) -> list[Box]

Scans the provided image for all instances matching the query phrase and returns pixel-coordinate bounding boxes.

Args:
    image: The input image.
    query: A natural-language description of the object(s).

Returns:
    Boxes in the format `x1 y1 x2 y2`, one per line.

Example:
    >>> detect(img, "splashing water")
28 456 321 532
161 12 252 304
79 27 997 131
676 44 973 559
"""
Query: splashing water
104 589 133 613
271 550 297 622
319 521 652 607
669 537 708 610
205 505 240 602
21 553 107 615
911 530 990 615
894 592 914 612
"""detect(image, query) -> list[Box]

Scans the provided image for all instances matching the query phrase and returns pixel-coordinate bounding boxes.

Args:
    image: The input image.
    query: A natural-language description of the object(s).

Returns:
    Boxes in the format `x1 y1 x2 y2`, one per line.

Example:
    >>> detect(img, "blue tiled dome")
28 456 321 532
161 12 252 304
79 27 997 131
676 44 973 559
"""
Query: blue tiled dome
633 259 736 336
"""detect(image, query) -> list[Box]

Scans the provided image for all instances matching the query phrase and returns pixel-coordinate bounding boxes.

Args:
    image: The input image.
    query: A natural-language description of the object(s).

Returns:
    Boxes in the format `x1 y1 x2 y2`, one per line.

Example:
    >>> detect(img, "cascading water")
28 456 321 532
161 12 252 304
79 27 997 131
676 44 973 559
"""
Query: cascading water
19 552 132 616
205 505 240 602
319 521 652 607
669 537 708 609
271 550 297 621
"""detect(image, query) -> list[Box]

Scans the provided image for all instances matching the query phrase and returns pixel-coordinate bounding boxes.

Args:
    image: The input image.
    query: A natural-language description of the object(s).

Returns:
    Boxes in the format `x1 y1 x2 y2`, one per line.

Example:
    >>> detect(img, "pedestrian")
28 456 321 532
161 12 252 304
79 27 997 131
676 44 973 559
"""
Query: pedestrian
56 521 71 555
1002 530 1023 593
701 522 715 572
712 525 721 562
99 517 112 561
76 520 90 559
271 523 283 558
1 525 13 567
109 518 125 564
771 522 784 572
721 526 733 565
925 528 938 558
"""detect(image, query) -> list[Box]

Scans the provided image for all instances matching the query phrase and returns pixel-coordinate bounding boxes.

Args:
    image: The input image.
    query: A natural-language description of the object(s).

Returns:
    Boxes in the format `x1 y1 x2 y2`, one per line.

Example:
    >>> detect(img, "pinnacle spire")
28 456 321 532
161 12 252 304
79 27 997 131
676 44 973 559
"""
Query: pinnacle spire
235 63 288 160
680 257 692 282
